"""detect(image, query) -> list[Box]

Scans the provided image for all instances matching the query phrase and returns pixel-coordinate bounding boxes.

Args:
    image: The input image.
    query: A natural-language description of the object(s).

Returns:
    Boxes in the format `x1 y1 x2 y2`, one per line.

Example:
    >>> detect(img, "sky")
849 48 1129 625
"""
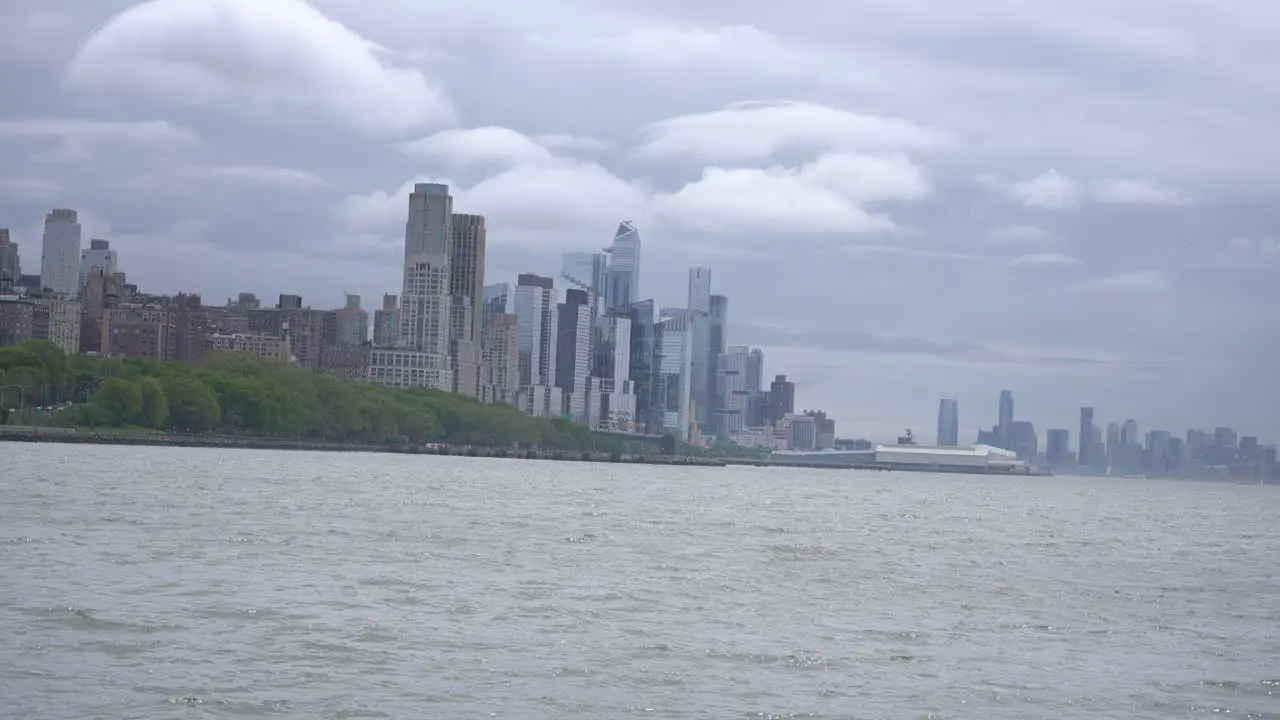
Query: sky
1 0 1278 443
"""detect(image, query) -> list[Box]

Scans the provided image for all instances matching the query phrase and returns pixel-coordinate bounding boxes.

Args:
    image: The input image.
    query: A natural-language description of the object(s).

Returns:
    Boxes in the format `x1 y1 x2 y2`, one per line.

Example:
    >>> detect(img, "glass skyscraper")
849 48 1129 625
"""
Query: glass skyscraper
603 221 641 312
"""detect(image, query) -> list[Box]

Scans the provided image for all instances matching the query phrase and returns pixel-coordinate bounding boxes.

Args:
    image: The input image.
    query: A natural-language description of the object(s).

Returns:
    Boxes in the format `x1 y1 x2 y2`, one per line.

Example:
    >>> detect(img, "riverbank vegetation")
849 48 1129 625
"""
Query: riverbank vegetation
0 340 667 453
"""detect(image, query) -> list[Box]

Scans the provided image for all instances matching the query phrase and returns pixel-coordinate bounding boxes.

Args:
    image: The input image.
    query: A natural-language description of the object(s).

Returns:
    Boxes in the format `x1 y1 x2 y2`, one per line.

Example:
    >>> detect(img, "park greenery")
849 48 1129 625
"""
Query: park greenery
0 339 766 458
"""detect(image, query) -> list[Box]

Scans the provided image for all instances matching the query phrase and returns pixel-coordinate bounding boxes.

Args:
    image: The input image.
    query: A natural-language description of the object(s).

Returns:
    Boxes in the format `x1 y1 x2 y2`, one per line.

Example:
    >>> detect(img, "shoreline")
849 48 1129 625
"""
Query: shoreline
0 426 729 467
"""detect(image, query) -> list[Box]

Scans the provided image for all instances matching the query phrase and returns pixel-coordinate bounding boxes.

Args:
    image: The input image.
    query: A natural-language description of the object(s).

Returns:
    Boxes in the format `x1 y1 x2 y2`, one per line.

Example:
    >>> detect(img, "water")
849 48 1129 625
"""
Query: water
2 444 1278 720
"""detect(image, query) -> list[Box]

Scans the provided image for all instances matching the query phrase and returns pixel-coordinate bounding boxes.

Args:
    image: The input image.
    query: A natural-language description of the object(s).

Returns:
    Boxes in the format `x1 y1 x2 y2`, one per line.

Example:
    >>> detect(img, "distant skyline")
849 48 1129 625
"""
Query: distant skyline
1 0 1277 440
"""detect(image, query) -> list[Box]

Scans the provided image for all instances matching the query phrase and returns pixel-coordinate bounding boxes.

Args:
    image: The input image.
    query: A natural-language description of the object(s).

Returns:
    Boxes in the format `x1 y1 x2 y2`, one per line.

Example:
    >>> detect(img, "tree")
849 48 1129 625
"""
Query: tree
163 378 220 433
136 377 169 429
93 378 142 426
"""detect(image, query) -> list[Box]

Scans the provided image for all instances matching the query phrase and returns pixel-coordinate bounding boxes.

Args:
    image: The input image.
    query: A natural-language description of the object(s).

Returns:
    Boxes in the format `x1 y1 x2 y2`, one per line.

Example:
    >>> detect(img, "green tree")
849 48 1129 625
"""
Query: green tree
136 377 169 429
164 377 220 433
93 378 142 426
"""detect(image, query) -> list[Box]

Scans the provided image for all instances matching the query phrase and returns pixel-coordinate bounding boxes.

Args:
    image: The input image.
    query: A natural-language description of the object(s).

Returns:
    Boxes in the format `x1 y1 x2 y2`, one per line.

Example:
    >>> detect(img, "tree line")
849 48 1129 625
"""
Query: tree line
0 340 668 453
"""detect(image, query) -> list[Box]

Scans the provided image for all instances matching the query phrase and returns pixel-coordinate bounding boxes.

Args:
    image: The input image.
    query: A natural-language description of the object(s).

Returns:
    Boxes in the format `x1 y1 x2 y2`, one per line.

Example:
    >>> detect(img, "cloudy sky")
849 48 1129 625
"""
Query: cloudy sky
2 0 1277 443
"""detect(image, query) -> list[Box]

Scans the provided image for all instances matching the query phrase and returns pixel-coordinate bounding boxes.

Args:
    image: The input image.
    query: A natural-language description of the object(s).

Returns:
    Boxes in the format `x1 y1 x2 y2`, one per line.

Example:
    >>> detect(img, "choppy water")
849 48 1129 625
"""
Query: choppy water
1 444 1278 719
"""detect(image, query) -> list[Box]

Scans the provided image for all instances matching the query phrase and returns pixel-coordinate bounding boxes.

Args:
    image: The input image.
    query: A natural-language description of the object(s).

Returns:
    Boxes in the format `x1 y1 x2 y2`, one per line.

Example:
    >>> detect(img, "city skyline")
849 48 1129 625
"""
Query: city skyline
1 0 1277 440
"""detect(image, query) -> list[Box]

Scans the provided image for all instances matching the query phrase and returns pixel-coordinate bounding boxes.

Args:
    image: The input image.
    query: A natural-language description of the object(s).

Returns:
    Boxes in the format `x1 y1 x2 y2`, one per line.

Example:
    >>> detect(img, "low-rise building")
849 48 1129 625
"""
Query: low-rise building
369 347 452 390
208 331 291 362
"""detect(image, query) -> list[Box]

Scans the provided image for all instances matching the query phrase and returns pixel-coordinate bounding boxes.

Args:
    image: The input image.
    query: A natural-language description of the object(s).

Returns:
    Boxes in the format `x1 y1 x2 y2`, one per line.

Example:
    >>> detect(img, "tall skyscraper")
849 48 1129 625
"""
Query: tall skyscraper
603 221 641 311
592 311 635 431
556 289 593 421
622 299 659 432
514 273 560 417
997 389 1014 449
560 252 608 316
368 185 453 389
481 283 519 404
448 214 486 346
745 347 764 393
656 311 693 439
1046 429 1071 469
687 268 714 429
937 399 960 447
79 239 117 292
1079 407 1094 467
716 345 751 438
335 293 369 345
0 229 18 291
41 209 81 295
1121 419 1139 446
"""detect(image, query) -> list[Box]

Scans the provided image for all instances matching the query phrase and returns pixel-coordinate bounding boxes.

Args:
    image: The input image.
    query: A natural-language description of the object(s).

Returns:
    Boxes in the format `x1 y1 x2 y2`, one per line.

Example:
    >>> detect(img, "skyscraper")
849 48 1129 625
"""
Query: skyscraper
448 213 485 397
592 311 635 431
656 311 693 439
556 288 593 421
0 229 18 291
603 221 641 311
480 283 518 405
515 273 560 417
1046 429 1071 469
368 184 453 389
997 389 1014 449
41 209 81 295
79 239 117 292
688 268 714 429
335 293 369 345
623 299 659 432
560 252 608 317
372 294 400 346
744 346 764 393
768 374 796 426
937 398 960 447
1079 407 1094 467
716 345 751 438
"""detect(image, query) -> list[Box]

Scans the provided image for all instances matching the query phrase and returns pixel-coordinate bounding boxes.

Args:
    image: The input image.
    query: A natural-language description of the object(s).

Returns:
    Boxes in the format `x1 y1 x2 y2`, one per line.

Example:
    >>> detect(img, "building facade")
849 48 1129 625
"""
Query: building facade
603 221 641 312
79 239 117 293
656 311 693 440
514 273 559 417
0 229 19 291
40 209 81 296
937 398 960 447
555 288 593 421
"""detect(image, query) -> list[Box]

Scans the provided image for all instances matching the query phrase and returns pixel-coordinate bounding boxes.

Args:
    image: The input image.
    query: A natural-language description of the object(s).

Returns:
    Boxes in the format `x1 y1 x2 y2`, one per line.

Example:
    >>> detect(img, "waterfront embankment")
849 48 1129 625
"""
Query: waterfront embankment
0 425 728 467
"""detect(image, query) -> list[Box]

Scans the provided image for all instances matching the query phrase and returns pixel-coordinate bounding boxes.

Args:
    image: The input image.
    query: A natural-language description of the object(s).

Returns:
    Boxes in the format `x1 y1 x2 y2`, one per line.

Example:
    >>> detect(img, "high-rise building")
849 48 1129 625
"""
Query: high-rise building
335 293 369 345
514 273 560 417
997 389 1014 449
1046 428 1071 469
768 374 796 426
745 346 764 393
480 313 520 405
555 288 593 421
1121 419 1139 446
715 345 751 438
592 312 635 431
937 398 960 447
622 299 659 432
1010 420 1038 461
481 283 513 332
560 252 608 317
447 214 485 397
603 221 641 312
369 184 453 389
655 311 693 440
707 294 729 425
0 229 18 292
1079 407 1094 467
687 268 714 430
79 239 117 292
41 209 81 295
372 294 400 346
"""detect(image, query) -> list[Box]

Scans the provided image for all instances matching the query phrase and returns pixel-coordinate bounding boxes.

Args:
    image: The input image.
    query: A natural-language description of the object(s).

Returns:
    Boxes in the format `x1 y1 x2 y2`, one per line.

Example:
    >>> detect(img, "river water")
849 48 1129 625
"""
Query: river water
1 444 1277 719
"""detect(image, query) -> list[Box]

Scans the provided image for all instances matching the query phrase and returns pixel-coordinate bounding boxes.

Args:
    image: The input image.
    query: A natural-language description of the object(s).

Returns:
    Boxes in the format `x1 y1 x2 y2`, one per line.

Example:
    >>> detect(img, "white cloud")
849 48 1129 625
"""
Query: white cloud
1007 252 1084 268
636 100 947 163
402 126 555 167
68 0 453 135
0 118 196 144
1009 169 1081 209
1092 178 1189 205
1091 269 1172 292
198 165 327 188
0 178 63 200
983 224 1056 246
652 153 928 235
1228 236 1280 257
842 244 975 261
533 134 610 152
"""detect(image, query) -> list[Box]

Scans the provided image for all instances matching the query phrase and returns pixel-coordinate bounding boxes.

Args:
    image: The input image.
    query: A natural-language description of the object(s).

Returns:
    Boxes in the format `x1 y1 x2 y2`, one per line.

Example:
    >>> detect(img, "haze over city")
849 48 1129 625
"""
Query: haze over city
2 0 1277 441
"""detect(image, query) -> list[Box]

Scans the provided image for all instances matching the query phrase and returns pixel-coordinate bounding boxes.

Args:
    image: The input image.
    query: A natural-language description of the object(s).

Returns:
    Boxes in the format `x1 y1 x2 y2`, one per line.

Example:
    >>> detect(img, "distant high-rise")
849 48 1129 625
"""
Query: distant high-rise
480 284 519 405
656 311 694 439
1046 429 1071 469
707 294 729 425
560 252 608 317
768 374 796 426
0 229 19 291
336 293 369 345
1079 407 1094 467
688 268 714 429
744 346 764 393
448 214 486 345
937 399 960 447
603 221 641 311
556 289 593 421
41 209 81 295
716 345 751 438
997 390 1014 449
592 311 635 431
399 183 452 357
372 294 400 346
1121 419 1139 446
1010 420 1038 461
622 299 659 432
79 239 117 292
515 273 560 417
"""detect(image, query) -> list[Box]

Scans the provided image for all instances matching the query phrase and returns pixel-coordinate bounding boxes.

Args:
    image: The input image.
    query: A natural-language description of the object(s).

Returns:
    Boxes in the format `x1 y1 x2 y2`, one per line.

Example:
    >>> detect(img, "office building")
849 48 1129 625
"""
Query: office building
41 209 81 296
937 398 960 447
603 221 641 311
560 252 608 317
768 374 796 426
622 299 659 432
592 312 636 431
556 288 593 421
335 293 368 345
687 268 713 430
715 345 750 438
1079 407 1094 467
372 294 400 346
744 346 763 393
0 229 21 291
1009 420 1038 461
655 311 693 439
997 389 1014 449
515 273 560 417
447 214 485 397
1046 428 1071 469
480 313 519 405
79 239 117 292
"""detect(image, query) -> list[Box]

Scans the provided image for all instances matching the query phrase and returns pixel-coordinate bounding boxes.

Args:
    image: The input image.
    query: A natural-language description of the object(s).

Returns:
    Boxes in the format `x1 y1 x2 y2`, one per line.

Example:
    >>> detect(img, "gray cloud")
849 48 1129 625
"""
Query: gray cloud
1 0 1277 441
